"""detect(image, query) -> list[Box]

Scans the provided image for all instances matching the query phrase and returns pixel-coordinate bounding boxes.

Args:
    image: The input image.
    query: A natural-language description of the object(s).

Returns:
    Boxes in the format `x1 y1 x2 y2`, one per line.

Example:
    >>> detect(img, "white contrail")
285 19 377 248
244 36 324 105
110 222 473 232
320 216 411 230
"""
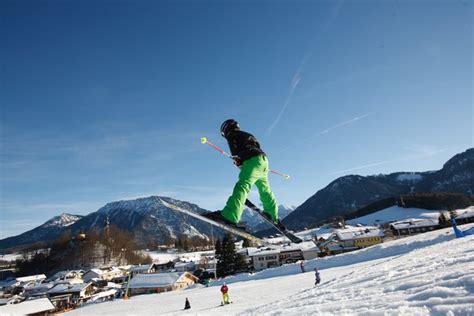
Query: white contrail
319 114 370 135
330 159 395 175
267 55 311 136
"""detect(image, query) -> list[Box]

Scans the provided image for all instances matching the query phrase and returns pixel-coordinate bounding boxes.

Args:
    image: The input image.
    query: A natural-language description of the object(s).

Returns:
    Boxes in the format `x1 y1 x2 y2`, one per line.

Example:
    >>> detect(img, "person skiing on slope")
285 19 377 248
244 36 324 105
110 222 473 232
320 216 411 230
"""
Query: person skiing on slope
300 260 305 273
220 282 231 305
204 119 281 228
314 268 321 286
184 297 191 310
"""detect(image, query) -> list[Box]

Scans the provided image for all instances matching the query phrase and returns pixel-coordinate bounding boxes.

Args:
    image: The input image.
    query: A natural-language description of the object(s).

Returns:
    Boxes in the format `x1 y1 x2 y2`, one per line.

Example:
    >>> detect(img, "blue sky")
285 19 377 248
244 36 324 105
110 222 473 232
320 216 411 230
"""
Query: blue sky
1 0 472 238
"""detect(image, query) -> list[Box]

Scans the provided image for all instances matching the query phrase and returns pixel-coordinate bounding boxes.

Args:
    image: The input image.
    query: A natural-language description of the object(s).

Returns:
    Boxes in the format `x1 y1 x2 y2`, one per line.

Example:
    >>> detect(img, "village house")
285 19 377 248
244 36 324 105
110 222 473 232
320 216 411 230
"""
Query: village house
248 248 280 271
390 218 439 236
128 272 198 295
131 263 156 275
318 227 384 256
154 261 176 273
174 261 196 272
47 282 95 305
455 207 474 224
82 267 122 282
47 270 84 283
16 274 47 286
0 269 15 281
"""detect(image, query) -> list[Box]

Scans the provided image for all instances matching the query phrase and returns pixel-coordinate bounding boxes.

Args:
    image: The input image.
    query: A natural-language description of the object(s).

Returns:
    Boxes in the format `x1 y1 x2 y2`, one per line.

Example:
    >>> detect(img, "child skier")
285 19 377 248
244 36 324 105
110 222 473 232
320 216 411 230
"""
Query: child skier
220 282 231 305
314 268 321 285
205 119 281 229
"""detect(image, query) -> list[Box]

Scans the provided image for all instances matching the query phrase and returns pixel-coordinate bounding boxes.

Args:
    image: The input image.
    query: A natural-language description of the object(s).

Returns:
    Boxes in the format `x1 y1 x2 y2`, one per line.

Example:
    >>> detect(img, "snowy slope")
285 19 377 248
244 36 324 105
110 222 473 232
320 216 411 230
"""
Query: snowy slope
346 205 474 227
65 223 474 315
345 205 441 226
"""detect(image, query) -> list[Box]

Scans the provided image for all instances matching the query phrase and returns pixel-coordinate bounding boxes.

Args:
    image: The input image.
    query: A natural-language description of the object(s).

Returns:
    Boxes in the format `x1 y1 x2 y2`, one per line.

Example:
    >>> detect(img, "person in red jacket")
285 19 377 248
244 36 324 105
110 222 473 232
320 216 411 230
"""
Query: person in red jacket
220 282 230 305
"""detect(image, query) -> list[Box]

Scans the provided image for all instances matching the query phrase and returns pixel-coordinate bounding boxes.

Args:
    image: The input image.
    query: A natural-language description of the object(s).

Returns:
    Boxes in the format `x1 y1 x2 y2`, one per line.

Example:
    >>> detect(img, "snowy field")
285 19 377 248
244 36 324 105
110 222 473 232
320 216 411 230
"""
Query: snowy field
67 223 474 316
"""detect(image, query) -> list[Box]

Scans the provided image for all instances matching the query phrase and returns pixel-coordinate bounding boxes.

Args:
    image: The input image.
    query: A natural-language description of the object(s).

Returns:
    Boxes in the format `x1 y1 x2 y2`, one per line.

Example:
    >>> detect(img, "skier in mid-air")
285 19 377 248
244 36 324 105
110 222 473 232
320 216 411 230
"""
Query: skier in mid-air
205 119 282 229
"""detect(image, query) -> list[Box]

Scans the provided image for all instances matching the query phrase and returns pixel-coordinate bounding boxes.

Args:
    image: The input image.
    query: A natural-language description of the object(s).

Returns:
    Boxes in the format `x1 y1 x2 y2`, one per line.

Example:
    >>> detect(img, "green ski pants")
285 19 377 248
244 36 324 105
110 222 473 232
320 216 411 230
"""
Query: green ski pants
221 155 278 224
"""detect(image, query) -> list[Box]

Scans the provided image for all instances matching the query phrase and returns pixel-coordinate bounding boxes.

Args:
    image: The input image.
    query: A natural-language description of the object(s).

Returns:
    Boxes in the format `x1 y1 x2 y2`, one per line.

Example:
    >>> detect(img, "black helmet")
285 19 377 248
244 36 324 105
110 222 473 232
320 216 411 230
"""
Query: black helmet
220 119 239 137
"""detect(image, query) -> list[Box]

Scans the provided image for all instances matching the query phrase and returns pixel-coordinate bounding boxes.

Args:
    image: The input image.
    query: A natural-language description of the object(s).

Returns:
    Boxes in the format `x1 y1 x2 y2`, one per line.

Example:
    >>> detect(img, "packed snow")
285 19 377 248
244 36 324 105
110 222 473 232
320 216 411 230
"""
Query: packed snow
346 205 442 226
65 223 474 315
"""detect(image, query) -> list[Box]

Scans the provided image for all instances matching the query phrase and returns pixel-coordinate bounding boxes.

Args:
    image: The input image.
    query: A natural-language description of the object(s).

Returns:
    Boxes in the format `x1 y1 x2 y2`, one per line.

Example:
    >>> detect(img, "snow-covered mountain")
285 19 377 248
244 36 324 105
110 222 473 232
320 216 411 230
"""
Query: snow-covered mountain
0 213 83 250
241 204 296 232
66 196 220 246
284 148 474 230
0 197 296 250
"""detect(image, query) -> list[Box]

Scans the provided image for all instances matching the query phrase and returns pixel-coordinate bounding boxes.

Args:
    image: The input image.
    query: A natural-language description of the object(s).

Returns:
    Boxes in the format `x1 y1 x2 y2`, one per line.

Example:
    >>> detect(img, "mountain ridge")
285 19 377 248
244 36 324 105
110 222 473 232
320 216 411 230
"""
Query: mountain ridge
283 148 474 230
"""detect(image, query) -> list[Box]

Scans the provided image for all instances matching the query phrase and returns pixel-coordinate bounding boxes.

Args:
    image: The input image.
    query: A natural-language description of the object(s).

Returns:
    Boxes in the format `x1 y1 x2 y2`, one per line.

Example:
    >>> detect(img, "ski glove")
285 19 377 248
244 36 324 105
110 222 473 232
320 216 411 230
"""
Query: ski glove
232 156 242 167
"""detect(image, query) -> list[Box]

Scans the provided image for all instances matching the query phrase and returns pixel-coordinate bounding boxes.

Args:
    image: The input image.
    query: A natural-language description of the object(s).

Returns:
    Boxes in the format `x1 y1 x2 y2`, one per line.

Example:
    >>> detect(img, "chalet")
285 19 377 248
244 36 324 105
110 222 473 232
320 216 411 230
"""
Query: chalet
319 239 354 256
279 241 321 263
174 261 196 272
0 269 15 281
47 270 84 283
83 267 122 282
131 263 156 275
279 248 303 264
0 297 55 316
336 227 383 247
154 261 175 273
390 219 439 236
128 272 198 295
248 248 280 271
455 206 474 224
16 274 47 285
47 282 95 305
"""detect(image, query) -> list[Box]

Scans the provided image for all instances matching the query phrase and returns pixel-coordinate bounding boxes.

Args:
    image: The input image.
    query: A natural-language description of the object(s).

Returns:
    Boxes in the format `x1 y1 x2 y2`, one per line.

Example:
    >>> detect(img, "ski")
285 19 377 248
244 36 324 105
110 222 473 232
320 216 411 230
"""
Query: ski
159 198 266 245
244 199 303 244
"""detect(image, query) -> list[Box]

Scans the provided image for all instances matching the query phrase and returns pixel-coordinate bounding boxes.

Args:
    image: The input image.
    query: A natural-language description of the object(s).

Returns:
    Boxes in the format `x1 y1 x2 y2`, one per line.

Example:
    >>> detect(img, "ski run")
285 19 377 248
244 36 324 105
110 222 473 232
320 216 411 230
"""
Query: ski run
63 224 474 316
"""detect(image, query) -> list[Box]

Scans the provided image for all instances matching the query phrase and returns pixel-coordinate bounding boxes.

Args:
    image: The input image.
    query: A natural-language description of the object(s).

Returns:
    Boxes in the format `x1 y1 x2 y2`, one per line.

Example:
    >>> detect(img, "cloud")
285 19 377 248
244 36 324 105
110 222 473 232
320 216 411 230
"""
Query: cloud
266 55 311 136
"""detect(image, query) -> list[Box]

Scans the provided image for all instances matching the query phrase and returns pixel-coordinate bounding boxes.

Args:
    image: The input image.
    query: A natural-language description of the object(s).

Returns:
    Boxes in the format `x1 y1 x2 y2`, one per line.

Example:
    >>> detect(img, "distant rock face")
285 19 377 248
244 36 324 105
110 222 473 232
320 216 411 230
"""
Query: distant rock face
283 148 474 230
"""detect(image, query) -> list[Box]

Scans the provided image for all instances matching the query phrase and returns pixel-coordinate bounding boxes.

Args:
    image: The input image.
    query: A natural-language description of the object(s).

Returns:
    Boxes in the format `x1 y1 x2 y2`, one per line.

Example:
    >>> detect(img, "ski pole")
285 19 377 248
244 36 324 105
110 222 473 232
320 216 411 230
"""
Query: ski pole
200 137 290 179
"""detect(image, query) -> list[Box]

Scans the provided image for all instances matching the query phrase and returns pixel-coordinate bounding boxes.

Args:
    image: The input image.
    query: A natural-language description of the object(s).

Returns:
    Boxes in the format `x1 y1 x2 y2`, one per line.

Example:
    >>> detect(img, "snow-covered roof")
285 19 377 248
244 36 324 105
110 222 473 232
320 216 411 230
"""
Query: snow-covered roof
89 289 118 302
174 261 195 267
0 279 18 288
247 248 280 256
335 227 383 241
0 298 55 315
456 206 474 219
128 272 196 289
86 268 104 275
16 274 47 283
132 264 154 272
390 218 438 230
48 282 92 294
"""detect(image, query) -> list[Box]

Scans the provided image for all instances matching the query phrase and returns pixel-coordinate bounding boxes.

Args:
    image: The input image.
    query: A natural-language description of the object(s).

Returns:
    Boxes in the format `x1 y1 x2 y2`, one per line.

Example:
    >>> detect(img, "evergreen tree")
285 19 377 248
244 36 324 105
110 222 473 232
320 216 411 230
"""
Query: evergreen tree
438 212 449 228
215 234 248 277
448 208 458 220
215 239 224 278
242 238 252 248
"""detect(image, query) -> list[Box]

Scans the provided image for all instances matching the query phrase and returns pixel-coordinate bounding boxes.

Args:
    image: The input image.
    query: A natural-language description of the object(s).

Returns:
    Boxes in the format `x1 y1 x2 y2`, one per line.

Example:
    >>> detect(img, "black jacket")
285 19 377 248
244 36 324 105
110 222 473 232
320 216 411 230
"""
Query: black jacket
225 130 265 163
